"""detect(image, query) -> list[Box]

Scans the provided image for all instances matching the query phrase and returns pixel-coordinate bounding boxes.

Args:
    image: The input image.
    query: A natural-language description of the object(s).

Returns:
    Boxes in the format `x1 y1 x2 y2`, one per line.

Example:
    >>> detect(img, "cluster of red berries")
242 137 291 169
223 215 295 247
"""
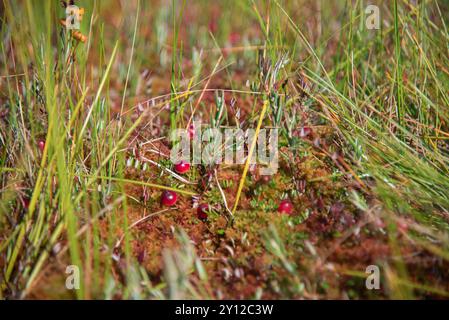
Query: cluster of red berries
160 190 211 220
163 160 294 218
160 161 190 206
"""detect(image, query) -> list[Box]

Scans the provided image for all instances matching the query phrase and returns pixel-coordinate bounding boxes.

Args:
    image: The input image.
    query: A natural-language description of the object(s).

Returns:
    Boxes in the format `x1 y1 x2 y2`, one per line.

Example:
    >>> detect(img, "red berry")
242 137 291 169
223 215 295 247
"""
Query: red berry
278 199 293 215
38 140 45 152
197 203 210 220
161 190 177 206
174 161 190 174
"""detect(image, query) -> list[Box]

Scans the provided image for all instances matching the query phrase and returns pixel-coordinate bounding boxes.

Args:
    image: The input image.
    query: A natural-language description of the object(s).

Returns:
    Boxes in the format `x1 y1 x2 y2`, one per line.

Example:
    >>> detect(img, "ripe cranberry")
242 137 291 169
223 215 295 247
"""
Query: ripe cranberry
174 161 190 174
278 199 293 215
197 204 210 220
38 140 45 152
161 190 177 206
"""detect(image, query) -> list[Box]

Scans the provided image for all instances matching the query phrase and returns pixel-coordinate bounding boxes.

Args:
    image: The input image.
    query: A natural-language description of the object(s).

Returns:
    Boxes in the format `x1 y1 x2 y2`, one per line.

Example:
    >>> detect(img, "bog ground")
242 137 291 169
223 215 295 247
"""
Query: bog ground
1 0 449 299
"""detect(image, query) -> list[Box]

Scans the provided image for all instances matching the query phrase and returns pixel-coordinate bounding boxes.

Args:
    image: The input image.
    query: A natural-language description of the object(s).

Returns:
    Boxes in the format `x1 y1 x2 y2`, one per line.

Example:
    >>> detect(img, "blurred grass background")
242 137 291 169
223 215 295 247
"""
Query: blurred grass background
0 0 448 299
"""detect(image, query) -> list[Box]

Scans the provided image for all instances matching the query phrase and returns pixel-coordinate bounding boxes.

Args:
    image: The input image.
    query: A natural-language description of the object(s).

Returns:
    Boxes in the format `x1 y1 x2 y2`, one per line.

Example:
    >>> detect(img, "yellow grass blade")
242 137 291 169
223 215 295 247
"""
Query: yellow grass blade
232 100 269 214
